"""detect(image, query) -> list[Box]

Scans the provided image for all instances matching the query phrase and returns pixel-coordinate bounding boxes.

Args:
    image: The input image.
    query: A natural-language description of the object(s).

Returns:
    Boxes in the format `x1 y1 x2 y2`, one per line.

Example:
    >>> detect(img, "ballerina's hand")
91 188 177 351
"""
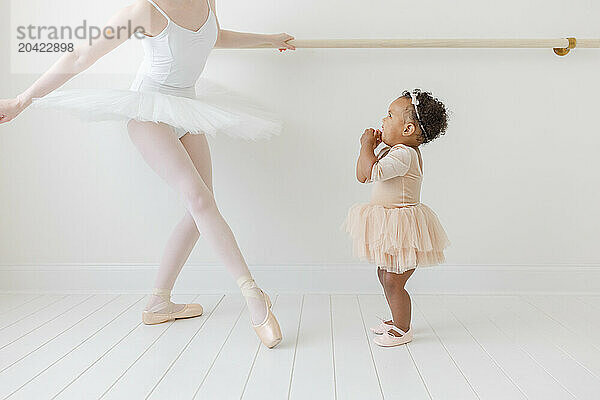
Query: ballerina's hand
270 33 296 52
0 97 26 125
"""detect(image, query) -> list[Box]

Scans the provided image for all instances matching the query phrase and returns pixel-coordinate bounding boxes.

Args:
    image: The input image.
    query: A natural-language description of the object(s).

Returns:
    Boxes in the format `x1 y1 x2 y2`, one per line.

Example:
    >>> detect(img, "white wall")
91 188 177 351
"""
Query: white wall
1 0 599 291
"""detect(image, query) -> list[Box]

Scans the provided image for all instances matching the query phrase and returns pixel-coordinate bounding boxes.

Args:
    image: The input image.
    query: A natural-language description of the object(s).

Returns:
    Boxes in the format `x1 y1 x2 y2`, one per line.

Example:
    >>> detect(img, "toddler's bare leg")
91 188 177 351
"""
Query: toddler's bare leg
377 267 393 324
382 268 415 334
377 266 385 286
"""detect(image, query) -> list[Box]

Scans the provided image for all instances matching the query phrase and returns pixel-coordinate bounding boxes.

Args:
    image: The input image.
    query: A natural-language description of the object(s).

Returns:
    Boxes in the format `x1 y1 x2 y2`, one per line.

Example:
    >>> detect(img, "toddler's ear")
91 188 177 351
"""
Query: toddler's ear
402 122 416 136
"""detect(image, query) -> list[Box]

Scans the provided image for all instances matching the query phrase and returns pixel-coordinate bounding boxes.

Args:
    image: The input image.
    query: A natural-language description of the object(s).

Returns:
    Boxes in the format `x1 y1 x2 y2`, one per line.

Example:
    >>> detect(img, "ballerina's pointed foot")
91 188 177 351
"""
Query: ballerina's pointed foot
373 325 413 347
253 291 282 348
142 303 204 325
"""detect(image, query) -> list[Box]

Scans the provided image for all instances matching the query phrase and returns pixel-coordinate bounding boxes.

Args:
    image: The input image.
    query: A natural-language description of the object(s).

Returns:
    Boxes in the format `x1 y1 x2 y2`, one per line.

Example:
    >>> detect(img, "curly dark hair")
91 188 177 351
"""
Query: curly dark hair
400 89 449 144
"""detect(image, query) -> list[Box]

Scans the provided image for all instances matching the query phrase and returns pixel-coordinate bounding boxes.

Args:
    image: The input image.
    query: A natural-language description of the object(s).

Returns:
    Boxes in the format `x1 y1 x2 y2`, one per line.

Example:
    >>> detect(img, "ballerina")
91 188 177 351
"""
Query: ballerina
0 0 296 348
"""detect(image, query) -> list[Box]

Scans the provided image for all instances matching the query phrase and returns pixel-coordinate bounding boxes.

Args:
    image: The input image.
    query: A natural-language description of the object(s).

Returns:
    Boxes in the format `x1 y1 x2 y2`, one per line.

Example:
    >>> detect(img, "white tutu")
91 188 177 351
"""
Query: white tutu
30 79 282 140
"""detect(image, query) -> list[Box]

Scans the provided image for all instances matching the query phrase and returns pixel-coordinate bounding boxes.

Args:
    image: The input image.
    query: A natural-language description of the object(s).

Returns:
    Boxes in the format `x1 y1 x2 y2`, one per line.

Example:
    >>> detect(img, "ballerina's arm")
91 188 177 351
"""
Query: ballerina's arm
209 0 295 50
0 0 154 124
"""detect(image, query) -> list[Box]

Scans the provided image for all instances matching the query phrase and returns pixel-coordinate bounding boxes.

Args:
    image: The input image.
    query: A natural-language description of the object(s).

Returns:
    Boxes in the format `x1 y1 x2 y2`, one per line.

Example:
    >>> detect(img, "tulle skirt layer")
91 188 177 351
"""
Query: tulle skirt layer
344 203 450 274
30 79 282 140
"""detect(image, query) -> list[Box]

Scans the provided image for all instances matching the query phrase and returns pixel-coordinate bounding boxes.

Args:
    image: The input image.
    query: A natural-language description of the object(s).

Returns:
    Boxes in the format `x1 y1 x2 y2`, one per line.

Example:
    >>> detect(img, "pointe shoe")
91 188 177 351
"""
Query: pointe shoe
373 325 413 347
252 290 282 348
370 317 394 335
142 303 203 325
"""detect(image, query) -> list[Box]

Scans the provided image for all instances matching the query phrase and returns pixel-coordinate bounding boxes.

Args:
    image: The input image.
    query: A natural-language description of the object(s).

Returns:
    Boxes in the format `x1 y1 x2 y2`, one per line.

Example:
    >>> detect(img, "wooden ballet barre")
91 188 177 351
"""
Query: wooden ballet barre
246 38 599 56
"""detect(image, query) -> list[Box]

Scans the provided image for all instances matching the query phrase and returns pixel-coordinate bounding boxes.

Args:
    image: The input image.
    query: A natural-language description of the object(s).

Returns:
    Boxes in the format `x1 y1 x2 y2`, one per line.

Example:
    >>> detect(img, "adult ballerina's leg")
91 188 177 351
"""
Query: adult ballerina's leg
128 119 281 348
142 133 213 322
144 132 269 327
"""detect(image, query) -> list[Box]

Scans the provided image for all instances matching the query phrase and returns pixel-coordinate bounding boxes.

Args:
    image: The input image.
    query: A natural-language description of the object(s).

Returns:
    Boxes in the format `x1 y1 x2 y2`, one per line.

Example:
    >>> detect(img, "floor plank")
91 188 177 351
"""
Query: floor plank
477 295 600 400
147 294 245 400
0 295 91 349
414 295 527 400
288 294 335 400
508 295 600 379
0 295 64 330
7 296 146 400
242 294 303 400
331 295 383 400
443 296 576 400
0 295 41 315
0 295 142 399
101 295 222 400
194 296 281 400
407 297 479 400
53 295 197 400
525 295 600 350
0 295 116 373
358 294 431 400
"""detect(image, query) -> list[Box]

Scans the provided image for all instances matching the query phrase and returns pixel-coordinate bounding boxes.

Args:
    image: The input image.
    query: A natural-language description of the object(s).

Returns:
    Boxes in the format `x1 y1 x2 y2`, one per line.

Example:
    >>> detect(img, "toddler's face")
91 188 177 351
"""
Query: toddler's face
380 97 420 146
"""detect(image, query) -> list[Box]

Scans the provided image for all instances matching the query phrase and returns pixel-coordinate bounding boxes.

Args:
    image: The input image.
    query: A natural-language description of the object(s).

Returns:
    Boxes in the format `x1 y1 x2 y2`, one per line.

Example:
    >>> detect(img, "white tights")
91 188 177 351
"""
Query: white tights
127 120 266 325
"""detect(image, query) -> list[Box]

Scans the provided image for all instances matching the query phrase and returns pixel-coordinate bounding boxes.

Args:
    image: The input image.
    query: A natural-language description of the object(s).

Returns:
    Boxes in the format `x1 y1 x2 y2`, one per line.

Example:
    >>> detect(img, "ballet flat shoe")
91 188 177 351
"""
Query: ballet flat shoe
142 303 203 325
373 326 413 347
370 317 394 335
253 292 282 348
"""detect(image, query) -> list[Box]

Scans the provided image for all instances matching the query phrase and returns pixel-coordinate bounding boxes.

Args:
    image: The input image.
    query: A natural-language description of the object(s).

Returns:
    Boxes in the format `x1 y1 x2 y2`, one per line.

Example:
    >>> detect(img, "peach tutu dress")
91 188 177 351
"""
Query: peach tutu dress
344 143 450 273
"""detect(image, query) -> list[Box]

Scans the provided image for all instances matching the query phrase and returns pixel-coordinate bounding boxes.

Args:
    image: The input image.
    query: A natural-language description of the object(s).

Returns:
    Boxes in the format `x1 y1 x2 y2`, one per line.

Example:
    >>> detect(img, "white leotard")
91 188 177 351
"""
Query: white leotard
130 0 218 98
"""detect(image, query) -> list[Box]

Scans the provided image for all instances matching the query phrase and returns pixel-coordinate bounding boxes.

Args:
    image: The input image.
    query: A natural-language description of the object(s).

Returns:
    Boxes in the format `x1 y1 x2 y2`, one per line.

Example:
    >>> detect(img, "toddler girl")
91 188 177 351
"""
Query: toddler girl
345 89 450 346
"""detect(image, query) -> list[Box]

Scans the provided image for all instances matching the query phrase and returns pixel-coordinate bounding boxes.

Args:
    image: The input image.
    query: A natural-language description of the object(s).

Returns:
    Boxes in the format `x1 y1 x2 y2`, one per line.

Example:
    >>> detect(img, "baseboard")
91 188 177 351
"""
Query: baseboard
0 263 599 294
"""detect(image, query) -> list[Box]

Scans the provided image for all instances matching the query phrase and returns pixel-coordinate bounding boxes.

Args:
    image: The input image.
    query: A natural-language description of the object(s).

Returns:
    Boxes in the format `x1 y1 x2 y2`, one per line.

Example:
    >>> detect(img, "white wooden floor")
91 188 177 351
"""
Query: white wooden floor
0 293 599 400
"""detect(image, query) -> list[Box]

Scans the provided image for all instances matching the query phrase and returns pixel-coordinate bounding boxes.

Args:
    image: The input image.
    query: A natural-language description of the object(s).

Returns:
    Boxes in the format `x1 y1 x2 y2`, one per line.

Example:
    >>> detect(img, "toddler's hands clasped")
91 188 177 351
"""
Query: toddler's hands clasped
360 128 382 149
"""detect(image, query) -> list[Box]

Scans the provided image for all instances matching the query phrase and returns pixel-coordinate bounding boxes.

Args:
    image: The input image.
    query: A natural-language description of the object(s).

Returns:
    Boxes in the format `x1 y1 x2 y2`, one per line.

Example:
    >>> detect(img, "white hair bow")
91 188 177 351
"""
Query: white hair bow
410 91 420 107
410 91 426 136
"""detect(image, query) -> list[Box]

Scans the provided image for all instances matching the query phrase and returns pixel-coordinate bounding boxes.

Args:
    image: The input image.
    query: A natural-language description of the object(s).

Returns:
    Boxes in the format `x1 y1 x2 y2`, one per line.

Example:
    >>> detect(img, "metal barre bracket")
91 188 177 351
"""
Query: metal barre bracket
553 38 577 56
